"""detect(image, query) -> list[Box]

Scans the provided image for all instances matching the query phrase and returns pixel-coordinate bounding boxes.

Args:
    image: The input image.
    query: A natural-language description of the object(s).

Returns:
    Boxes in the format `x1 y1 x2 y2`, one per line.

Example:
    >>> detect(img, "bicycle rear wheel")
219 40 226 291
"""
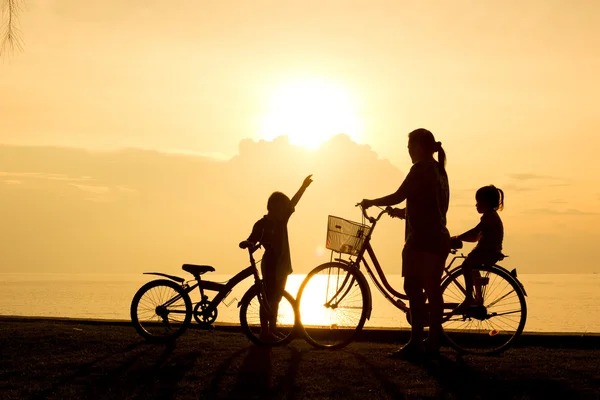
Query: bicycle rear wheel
297 262 370 350
441 265 527 355
239 284 297 346
131 279 192 342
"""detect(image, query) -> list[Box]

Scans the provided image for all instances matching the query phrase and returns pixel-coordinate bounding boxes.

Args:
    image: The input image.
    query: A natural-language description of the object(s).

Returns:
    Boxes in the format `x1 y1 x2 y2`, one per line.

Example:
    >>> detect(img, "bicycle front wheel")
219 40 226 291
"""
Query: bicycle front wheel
131 279 192 342
239 285 298 346
441 265 527 355
297 262 370 350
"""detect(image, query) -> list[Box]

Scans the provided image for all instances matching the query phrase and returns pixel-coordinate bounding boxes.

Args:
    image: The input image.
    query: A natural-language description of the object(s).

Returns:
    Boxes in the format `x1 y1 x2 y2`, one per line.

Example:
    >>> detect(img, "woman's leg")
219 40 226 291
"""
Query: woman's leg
422 252 446 352
401 247 427 348
404 276 426 346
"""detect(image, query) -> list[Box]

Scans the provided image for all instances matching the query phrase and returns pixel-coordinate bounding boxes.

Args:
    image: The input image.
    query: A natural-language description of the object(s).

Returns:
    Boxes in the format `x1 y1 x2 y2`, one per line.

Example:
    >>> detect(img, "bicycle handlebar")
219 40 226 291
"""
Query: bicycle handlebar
357 204 465 254
356 203 391 224
238 240 261 255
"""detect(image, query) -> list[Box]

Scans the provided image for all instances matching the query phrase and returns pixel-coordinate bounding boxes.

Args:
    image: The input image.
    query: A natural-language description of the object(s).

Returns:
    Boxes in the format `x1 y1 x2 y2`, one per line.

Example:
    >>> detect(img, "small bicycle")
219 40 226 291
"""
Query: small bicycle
130 240 298 346
296 205 528 355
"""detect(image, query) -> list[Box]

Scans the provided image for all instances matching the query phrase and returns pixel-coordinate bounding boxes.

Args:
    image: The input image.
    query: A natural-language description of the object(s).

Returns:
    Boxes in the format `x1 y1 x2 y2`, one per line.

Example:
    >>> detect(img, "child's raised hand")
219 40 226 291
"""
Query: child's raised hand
302 174 313 188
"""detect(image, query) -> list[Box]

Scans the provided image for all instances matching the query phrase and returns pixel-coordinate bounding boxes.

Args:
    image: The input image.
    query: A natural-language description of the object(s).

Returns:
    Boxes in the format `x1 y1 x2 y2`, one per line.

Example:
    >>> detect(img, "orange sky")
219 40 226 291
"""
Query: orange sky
1 1 600 274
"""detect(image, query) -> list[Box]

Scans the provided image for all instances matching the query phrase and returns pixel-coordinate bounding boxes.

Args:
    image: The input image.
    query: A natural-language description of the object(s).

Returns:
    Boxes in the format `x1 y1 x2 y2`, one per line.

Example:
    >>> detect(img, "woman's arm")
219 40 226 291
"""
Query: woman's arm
367 184 408 208
361 164 419 208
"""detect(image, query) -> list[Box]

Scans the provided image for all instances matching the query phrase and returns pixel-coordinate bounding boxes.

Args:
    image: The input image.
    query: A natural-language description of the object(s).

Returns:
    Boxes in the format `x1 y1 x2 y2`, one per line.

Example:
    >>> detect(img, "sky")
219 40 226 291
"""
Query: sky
1 1 600 275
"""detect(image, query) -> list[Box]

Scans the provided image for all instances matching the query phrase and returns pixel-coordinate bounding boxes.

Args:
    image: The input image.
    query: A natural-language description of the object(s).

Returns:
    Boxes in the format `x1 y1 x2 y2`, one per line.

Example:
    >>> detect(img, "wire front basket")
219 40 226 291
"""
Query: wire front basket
326 215 371 256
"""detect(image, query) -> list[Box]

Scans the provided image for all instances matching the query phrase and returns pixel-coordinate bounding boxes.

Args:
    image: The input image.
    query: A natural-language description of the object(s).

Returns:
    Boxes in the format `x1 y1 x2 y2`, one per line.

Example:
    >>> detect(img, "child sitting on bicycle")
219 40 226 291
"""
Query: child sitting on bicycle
452 185 505 310
244 174 313 340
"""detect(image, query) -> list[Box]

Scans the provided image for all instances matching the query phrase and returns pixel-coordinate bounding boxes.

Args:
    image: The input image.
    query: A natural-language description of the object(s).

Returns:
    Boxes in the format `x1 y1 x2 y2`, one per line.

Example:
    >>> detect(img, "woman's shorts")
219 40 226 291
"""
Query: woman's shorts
402 247 448 282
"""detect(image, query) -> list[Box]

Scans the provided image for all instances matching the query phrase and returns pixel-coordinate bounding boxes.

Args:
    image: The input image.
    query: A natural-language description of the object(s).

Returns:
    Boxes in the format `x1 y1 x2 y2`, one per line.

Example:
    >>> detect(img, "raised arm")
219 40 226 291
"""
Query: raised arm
290 174 313 208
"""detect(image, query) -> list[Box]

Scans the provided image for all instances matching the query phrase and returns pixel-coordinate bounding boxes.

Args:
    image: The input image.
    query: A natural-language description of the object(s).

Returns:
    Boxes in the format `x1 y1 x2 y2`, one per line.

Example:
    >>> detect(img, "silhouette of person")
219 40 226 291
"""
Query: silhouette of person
245 174 313 341
361 128 449 360
452 185 505 310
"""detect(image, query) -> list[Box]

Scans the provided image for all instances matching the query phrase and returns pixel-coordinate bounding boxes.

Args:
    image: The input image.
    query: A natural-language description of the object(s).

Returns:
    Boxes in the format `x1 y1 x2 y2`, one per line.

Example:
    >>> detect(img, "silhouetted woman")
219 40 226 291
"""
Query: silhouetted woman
361 128 450 359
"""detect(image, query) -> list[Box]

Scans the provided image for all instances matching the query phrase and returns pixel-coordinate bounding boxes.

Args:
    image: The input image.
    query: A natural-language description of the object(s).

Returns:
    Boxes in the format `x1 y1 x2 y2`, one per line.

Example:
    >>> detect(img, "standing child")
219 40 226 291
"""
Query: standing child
452 185 505 310
244 174 313 340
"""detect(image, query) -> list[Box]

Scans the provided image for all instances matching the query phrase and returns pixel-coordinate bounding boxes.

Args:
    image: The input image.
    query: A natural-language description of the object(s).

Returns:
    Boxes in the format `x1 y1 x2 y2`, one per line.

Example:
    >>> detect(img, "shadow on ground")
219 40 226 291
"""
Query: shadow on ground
2 321 599 400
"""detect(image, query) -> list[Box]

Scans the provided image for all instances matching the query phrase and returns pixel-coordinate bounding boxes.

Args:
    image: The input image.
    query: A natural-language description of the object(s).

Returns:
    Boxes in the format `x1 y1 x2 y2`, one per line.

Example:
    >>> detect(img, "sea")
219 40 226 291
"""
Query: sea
1 273 599 333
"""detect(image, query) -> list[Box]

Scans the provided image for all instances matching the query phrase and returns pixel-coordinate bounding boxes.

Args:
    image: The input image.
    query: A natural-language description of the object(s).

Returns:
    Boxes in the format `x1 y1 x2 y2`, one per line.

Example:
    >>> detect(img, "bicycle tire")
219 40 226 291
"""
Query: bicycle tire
440 264 527 355
239 284 298 346
297 262 371 350
131 279 192 342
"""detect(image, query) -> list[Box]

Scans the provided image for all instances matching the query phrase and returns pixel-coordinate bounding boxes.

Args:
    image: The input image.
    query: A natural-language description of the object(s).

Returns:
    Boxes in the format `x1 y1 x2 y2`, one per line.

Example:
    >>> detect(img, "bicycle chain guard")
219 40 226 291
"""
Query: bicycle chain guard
193 300 218 327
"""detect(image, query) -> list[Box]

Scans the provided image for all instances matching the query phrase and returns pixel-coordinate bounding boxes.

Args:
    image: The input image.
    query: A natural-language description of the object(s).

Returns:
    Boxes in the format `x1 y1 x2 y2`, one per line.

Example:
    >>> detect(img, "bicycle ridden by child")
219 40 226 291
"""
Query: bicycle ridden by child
452 185 505 311
244 174 313 341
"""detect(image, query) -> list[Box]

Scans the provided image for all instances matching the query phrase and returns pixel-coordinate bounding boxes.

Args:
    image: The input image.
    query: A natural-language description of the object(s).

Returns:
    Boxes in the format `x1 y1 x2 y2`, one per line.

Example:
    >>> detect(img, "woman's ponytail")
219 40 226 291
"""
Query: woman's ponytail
436 141 447 176
408 128 447 176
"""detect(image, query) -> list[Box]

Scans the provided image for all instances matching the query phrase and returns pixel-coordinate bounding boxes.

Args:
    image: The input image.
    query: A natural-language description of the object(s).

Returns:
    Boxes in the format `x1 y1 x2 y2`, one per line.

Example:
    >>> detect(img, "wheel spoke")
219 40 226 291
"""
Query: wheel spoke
239 286 297 346
131 280 192 341
297 262 368 349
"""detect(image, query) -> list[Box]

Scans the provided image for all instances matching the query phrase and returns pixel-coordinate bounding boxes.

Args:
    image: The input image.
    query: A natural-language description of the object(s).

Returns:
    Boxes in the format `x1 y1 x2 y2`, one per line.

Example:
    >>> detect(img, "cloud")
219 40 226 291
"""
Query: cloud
500 183 538 193
523 208 600 216
506 173 556 181
69 184 110 194
504 173 572 192
4 179 21 185
116 185 137 194
0 171 93 182
1 138 598 274
0 135 405 274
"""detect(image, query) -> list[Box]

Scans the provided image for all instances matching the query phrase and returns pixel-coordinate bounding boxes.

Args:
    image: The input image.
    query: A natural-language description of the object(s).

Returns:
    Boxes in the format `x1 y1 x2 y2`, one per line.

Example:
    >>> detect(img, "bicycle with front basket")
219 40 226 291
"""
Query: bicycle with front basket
296 205 528 355
130 240 298 346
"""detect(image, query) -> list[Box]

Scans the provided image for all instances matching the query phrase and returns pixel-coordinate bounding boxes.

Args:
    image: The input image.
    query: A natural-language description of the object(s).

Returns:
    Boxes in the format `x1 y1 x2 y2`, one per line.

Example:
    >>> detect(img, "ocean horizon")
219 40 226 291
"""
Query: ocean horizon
1 272 599 334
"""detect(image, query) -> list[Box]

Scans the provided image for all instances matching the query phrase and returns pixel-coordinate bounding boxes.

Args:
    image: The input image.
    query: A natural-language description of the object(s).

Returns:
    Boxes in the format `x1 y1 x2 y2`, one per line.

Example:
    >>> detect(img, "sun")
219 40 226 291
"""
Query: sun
261 78 363 149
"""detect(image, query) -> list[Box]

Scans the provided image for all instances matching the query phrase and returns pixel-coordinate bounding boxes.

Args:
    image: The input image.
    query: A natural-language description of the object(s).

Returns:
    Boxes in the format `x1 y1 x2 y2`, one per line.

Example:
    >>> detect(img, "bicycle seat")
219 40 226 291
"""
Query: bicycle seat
182 264 215 275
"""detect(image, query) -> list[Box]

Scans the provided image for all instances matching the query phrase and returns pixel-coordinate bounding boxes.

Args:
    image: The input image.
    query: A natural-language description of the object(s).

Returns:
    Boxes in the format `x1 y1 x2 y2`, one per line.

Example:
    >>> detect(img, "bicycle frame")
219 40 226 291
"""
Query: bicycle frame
361 241 464 311
329 207 480 316
144 246 264 317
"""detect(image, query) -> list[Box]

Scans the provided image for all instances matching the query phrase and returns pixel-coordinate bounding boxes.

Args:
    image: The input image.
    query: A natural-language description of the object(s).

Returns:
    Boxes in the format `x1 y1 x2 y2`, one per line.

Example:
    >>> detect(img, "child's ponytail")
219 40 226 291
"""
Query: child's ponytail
497 187 505 211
